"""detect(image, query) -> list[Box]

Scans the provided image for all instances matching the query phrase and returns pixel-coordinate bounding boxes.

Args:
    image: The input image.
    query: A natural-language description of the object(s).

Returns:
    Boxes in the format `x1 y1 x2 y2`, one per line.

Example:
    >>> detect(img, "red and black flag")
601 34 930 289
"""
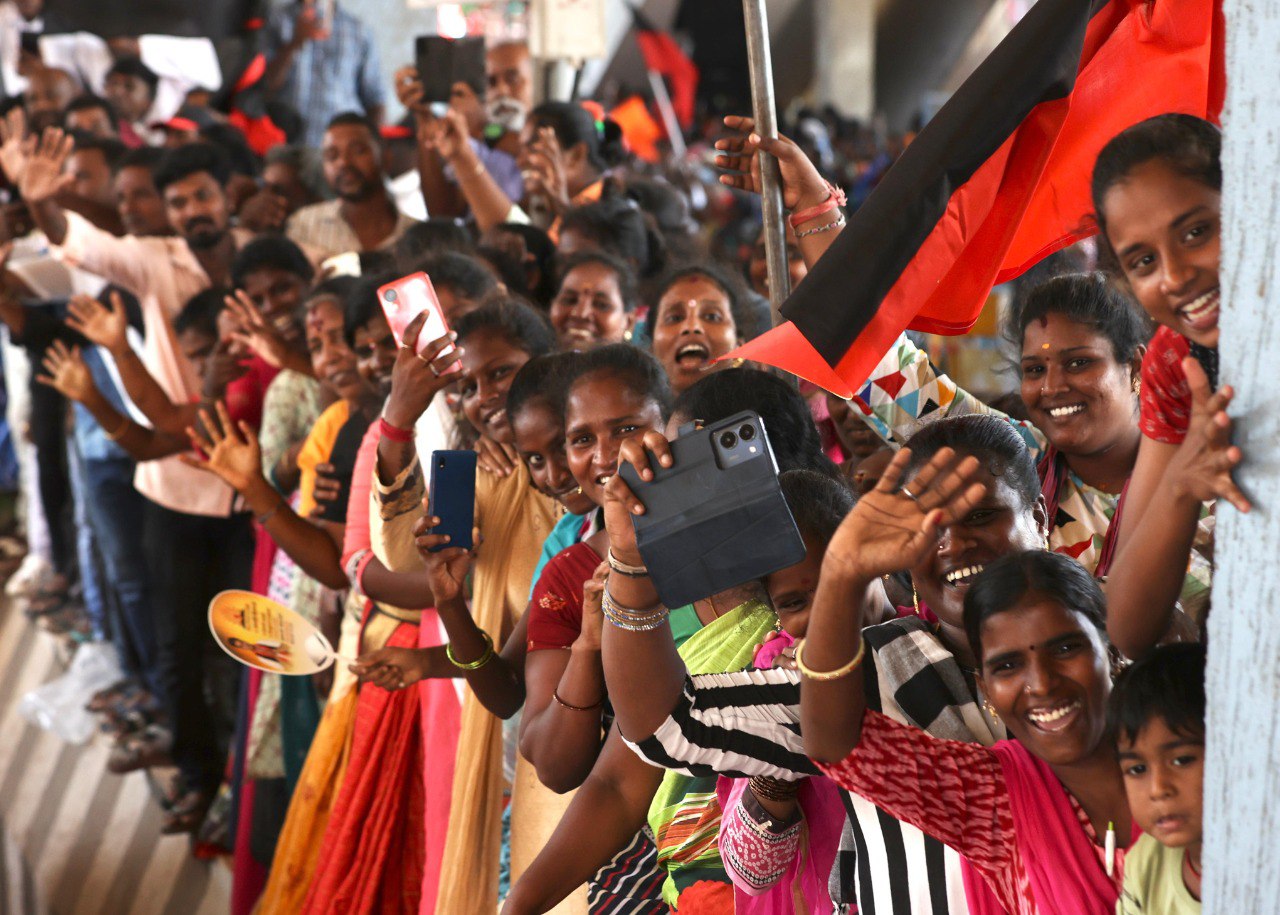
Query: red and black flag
731 0 1224 398
631 7 699 129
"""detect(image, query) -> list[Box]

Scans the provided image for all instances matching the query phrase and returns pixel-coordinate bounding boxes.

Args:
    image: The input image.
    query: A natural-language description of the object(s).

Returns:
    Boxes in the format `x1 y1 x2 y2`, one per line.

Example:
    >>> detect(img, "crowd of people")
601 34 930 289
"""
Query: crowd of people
0 2 1241 914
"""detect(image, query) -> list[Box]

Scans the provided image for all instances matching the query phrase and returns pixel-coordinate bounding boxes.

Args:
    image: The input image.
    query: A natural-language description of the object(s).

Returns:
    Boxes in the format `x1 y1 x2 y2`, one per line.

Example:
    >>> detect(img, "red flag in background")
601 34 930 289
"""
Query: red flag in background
731 0 1224 398
632 11 699 129
611 95 664 162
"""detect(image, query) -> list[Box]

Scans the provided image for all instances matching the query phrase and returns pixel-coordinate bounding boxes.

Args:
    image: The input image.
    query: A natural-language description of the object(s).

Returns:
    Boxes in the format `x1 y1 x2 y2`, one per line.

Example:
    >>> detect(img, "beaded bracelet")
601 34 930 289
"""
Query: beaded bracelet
793 636 865 681
795 212 846 239
607 549 649 578
749 775 802 802
446 630 495 670
601 588 669 632
554 687 604 711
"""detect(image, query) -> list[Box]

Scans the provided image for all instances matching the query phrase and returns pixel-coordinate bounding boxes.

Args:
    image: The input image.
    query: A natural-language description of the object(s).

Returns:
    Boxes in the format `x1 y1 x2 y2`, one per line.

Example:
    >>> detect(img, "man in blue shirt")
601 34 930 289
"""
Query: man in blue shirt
263 0 386 148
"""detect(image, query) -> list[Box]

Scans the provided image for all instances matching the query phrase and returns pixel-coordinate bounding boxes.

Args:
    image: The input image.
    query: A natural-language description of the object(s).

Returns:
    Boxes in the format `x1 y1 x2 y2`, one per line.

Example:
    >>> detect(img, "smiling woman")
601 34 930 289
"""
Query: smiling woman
548 251 638 352
809 551 1135 915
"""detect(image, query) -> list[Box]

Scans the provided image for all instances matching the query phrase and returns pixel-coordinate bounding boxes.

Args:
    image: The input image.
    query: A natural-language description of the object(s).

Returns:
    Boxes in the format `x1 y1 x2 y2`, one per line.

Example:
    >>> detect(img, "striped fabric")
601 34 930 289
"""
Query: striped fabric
0 602 230 915
629 617 1005 915
586 828 669 915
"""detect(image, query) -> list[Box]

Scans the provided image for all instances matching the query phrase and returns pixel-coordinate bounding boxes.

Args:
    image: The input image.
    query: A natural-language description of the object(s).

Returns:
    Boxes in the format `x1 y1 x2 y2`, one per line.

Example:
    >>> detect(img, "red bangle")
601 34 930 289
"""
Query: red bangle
788 181 848 229
379 417 415 443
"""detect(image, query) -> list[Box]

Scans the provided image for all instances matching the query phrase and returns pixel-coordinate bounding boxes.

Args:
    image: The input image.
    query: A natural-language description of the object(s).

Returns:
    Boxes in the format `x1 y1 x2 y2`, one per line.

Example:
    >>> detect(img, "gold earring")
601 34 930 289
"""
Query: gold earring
623 329 634 342
983 699 1000 722
912 584 921 617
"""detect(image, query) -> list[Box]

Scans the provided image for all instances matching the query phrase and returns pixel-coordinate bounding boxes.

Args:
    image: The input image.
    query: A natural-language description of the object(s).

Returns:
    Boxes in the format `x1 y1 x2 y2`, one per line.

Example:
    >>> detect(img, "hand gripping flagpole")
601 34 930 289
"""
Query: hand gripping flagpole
742 0 790 325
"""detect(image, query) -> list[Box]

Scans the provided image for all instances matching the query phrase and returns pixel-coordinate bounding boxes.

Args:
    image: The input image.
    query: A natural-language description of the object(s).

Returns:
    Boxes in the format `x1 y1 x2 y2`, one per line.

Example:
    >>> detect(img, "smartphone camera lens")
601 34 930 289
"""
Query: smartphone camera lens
719 430 738 449
384 288 398 303
739 424 755 442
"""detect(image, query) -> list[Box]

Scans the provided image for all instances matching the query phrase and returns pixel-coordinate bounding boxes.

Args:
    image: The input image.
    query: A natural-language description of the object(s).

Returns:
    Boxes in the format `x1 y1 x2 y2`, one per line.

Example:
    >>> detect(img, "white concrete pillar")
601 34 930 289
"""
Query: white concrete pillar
814 0 875 119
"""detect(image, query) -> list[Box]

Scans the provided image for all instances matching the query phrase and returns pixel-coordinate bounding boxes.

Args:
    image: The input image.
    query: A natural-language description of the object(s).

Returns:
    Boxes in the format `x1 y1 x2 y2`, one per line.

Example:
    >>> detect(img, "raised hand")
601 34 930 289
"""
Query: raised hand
395 65 430 118
411 508 474 604
36 340 98 403
1166 357 1251 513
418 106 470 164
224 289 293 369
524 126 570 213
236 188 290 233
824 447 988 581
202 338 251 401
0 108 29 185
601 429 675 563
181 401 262 493
66 291 129 353
715 115 832 213
382 311 464 428
17 127 75 204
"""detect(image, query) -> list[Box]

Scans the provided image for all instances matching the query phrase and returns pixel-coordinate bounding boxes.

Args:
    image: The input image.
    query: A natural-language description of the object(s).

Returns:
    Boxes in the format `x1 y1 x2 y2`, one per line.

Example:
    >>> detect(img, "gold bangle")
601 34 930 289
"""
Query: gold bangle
105 416 131 441
794 637 865 681
446 630 495 670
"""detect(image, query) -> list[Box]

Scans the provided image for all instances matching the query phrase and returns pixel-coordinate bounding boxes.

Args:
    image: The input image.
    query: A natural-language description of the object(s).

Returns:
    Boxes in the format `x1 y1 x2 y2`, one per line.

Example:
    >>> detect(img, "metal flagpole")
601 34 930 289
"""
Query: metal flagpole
741 0 790 325
646 70 689 158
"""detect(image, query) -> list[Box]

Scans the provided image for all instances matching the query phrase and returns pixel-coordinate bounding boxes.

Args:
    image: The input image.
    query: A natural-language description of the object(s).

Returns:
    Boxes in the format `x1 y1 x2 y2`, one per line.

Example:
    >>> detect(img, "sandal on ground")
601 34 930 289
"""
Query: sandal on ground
23 587 71 619
160 786 215 835
86 681 139 714
106 724 173 774
35 602 89 636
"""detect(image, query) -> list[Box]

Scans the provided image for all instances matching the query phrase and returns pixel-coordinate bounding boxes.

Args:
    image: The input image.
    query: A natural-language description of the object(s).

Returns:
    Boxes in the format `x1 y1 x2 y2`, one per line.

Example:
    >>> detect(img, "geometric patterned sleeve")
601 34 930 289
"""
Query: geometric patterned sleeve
815 710 1016 877
852 334 1046 459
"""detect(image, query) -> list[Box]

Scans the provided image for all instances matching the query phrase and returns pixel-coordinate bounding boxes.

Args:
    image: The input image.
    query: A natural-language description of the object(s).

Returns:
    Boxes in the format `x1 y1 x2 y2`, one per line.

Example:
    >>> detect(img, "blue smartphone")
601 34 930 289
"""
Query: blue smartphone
426 450 477 552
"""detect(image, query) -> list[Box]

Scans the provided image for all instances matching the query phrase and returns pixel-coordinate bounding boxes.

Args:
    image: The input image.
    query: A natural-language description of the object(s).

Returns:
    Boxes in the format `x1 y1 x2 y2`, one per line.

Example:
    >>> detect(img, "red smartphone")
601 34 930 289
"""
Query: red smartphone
377 272 460 370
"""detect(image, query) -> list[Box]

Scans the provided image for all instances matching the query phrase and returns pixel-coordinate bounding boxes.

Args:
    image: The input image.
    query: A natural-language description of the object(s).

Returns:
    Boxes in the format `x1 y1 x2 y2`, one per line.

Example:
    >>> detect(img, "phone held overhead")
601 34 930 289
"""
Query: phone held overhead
378 271 462 372
414 35 487 118
618 411 806 609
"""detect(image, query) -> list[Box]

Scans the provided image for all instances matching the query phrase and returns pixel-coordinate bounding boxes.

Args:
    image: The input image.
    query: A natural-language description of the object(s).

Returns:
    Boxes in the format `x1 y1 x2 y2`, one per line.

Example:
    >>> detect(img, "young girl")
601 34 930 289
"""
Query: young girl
1089 114 1248 658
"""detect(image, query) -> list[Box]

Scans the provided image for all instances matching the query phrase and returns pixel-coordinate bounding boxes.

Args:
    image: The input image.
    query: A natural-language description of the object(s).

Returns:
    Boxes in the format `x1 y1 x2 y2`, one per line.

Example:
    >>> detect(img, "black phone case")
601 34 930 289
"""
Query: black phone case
618 411 806 609
426 450 477 552
415 35 487 103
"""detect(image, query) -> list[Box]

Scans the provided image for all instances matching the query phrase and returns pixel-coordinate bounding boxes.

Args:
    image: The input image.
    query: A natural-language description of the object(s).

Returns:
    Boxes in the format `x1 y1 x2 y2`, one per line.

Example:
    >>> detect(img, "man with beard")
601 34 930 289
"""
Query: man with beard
394 41 529 218
19 138 268 832
22 65 76 133
285 112 417 260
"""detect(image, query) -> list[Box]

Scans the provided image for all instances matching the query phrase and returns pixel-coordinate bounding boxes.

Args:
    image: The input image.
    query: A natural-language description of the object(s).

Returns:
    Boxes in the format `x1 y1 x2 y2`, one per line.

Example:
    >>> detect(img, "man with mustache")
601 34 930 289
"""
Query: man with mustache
285 111 417 260
17 137 279 832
